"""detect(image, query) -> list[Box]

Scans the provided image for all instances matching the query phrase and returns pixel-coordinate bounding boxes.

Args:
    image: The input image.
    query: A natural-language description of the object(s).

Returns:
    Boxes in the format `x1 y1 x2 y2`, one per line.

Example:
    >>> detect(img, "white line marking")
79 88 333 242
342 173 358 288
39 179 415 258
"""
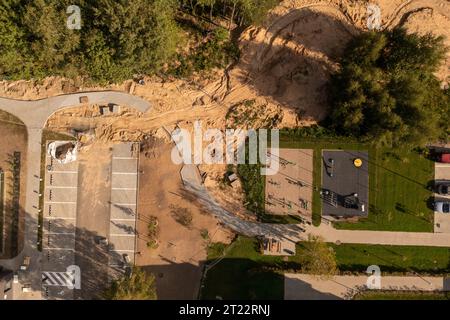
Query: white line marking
44 217 76 220
112 172 138 175
112 203 136 206
111 187 137 191
111 218 136 222
46 186 77 189
113 157 138 160
110 234 135 237
112 249 135 253
44 248 75 251
45 201 77 205
45 232 76 236
47 171 78 174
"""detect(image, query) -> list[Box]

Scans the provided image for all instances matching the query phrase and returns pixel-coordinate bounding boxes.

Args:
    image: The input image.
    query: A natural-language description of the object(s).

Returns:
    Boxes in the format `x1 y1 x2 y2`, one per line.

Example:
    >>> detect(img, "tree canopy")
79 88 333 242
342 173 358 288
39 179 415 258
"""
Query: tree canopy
0 0 180 83
298 235 338 278
104 267 157 300
328 28 449 147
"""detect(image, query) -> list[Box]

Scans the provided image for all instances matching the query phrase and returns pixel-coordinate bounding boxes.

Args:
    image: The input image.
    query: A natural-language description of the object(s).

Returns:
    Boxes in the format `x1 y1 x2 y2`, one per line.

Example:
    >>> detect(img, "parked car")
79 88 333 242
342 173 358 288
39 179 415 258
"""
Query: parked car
434 201 450 213
437 153 450 163
435 180 450 195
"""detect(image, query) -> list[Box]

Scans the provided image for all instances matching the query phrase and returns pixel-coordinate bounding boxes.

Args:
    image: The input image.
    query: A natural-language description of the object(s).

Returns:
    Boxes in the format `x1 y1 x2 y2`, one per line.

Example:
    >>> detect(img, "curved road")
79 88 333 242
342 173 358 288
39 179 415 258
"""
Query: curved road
0 91 150 299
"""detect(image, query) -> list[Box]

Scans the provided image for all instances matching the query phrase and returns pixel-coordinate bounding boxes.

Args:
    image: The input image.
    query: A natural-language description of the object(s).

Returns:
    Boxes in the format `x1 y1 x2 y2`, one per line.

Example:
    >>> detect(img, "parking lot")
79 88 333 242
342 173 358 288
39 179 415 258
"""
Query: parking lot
108 143 139 270
321 150 369 218
42 149 78 300
434 162 450 233
265 149 313 220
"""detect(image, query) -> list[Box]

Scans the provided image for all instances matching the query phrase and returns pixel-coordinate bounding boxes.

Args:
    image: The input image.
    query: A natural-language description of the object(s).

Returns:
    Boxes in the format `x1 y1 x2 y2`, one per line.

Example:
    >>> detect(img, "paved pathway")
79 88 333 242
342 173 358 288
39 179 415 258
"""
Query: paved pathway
285 273 449 300
0 91 150 299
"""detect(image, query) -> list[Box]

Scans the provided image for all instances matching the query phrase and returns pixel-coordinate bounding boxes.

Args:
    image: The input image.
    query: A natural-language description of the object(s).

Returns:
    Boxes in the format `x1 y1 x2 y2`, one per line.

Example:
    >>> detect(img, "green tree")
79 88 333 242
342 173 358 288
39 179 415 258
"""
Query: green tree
104 267 157 300
298 235 338 278
329 28 449 147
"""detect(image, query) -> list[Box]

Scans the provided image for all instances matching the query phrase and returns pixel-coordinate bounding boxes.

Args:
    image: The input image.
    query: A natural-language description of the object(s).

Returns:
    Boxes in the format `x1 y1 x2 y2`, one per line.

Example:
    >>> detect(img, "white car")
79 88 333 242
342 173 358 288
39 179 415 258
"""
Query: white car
434 201 450 213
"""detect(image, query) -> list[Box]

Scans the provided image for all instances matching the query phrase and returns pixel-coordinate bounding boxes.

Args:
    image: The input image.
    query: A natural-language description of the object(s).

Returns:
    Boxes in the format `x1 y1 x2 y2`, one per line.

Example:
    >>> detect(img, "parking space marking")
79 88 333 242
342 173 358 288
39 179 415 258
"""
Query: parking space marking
45 216 76 220
111 218 136 222
47 171 78 174
46 186 77 189
113 249 135 253
46 201 77 204
111 187 137 191
112 172 138 175
46 232 76 236
112 157 138 160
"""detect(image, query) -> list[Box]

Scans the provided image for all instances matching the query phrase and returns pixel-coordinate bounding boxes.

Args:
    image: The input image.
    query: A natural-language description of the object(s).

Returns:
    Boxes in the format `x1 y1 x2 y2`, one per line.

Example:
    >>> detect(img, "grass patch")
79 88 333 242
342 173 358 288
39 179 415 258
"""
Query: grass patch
334 147 434 232
329 243 450 274
201 237 284 300
38 130 76 251
354 290 450 300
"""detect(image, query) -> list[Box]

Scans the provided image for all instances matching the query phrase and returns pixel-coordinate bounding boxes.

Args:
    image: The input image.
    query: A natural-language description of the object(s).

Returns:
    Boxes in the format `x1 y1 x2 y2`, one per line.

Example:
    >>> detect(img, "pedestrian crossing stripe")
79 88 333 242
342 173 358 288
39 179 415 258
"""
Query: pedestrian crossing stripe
42 272 74 288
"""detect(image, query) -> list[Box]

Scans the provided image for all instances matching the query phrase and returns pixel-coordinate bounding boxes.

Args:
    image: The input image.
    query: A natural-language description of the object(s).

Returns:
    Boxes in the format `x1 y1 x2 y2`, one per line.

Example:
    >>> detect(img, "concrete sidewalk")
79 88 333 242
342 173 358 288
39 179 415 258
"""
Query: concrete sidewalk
285 273 449 300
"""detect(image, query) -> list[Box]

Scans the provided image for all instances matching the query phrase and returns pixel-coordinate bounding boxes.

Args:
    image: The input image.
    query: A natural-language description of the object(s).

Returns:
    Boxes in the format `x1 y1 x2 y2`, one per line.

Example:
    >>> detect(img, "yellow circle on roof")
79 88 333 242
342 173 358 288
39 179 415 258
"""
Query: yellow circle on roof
354 158 363 168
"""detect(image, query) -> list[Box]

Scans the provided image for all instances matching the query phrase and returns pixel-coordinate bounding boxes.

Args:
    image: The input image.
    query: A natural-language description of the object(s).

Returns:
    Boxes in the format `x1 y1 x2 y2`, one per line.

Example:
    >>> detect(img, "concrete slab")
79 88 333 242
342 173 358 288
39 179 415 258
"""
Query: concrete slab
43 219 76 234
111 175 138 189
109 236 136 252
435 164 450 180
45 188 78 203
110 220 136 235
47 173 78 187
111 189 137 205
110 204 136 220
44 203 77 219
45 234 76 250
434 213 450 233
111 159 138 173
42 250 75 271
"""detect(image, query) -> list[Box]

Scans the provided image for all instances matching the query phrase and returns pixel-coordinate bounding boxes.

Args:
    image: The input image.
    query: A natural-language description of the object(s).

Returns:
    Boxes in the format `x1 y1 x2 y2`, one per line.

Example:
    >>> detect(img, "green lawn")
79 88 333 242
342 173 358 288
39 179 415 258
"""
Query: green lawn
329 243 450 274
334 147 434 232
201 237 284 300
354 291 450 300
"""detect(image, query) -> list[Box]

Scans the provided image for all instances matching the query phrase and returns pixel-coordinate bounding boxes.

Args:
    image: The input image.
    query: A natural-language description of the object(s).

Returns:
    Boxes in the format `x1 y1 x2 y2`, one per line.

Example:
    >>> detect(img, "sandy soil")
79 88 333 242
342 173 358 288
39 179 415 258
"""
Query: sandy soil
0 113 27 259
135 138 233 300
265 149 313 219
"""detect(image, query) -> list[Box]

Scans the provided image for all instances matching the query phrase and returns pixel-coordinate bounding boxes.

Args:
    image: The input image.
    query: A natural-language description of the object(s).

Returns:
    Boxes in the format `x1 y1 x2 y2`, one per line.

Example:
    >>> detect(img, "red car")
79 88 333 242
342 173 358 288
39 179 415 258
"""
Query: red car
439 153 450 163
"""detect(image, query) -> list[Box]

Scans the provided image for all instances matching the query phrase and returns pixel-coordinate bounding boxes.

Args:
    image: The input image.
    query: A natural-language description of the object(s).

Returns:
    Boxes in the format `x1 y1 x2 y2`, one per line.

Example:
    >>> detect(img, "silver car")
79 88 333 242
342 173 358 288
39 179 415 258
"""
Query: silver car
434 201 450 213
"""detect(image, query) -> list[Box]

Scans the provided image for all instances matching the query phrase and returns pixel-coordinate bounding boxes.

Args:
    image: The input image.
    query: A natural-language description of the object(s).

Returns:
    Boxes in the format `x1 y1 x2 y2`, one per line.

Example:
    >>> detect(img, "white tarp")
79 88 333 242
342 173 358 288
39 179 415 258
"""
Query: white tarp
48 141 78 164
